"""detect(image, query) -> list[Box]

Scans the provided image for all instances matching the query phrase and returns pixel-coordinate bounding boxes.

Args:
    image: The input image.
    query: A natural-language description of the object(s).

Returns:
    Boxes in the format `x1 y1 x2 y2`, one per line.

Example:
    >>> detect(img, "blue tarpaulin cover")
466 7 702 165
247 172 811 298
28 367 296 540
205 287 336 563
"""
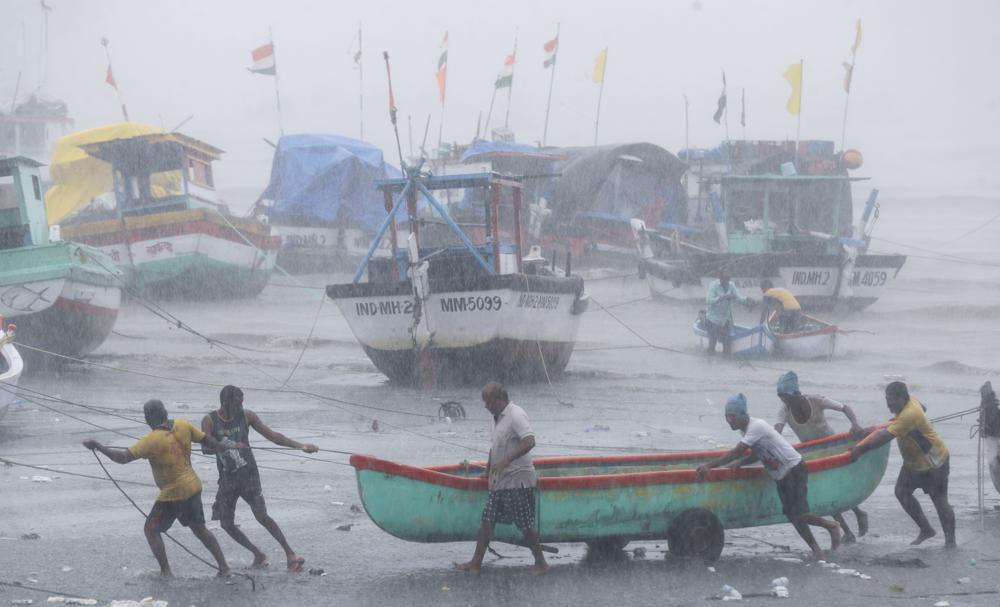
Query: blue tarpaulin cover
262 134 400 229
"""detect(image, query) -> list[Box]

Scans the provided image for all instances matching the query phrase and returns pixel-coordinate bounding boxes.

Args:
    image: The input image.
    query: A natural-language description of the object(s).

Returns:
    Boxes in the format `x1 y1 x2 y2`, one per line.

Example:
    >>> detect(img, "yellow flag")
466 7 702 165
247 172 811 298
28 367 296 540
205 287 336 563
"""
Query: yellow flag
592 47 608 83
783 62 802 115
851 19 863 55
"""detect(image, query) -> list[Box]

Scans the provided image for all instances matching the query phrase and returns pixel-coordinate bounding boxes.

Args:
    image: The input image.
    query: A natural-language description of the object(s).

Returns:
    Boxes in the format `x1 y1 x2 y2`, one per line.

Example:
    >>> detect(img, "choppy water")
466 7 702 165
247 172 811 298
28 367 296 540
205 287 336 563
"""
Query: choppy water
1 194 999 605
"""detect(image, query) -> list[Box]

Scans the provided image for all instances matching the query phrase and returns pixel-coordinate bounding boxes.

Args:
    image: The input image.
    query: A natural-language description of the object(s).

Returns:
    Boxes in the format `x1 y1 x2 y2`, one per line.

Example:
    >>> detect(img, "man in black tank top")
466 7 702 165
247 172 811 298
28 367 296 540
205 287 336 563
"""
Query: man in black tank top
202 385 318 571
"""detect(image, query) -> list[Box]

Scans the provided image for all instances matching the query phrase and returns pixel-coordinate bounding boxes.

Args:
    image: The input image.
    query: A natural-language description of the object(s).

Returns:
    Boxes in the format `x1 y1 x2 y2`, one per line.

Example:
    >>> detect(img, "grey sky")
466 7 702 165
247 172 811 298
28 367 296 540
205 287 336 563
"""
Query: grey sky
4 0 999 197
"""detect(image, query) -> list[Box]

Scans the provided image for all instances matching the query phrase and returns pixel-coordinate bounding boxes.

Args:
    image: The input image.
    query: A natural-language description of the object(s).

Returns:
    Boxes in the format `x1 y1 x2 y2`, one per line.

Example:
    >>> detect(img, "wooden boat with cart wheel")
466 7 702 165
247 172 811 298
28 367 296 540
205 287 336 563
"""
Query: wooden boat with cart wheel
350 428 889 561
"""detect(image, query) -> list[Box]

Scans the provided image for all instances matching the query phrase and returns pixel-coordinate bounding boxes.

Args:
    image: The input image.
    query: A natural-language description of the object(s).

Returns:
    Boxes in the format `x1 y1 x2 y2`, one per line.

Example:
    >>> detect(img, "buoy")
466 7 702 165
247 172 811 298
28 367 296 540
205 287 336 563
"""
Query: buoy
841 149 863 170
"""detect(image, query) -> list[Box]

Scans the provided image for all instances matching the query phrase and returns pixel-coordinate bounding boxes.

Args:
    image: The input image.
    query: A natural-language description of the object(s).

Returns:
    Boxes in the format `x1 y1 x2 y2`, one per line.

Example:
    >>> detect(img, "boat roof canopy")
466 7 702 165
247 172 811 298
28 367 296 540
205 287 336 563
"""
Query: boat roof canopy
0 156 45 174
375 171 522 193
722 175 869 183
80 132 222 172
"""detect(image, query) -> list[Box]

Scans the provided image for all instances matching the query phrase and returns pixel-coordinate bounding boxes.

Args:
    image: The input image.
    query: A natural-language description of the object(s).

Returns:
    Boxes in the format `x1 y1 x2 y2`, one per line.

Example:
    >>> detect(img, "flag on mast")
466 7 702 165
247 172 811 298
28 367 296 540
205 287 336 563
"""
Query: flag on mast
712 71 727 123
543 33 559 68
105 65 118 90
436 32 448 104
353 29 362 66
592 48 608 83
843 19 862 93
851 18 863 54
783 62 802 115
495 52 515 89
249 43 276 75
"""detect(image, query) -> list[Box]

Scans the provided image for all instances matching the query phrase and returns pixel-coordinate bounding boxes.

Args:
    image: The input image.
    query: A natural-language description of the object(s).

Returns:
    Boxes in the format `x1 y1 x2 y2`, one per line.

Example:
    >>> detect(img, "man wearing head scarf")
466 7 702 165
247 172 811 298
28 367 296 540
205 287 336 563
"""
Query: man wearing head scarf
697 393 841 559
851 381 955 546
202 385 318 571
774 371 868 543
83 399 240 577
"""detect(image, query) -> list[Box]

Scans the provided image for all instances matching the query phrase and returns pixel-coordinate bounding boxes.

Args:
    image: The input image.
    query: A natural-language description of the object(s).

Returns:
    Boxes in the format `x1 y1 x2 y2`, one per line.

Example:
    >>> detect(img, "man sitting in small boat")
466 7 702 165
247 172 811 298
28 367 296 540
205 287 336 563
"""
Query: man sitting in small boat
696 393 841 559
774 371 869 543
850 382 956 547
455 383 548 575
704 271 754 356
760 280 803 332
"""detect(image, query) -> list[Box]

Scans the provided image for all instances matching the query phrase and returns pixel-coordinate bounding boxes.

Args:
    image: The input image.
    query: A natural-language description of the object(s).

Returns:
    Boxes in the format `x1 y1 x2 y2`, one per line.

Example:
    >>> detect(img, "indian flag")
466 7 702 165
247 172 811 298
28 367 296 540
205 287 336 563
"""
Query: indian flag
249 42 276 75
495 53 514 89
543 34 558 68
436 32 448 104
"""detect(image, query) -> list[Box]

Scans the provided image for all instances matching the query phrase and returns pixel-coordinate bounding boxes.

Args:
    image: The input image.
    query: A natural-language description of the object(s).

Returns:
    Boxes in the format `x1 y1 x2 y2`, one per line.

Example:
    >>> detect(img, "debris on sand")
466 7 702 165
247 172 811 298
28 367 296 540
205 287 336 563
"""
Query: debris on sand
350 504 363 514
717 585 742 601
30 476 53 483
20 533 40 540
336 524 353 531
107 598 168 607
308 568 325 576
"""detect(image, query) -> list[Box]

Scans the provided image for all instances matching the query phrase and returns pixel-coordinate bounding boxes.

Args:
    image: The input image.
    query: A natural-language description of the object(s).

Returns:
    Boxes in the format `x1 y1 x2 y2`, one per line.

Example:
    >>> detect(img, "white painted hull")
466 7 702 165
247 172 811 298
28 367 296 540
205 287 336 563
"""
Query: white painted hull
693 319 774 358
0 334 24 408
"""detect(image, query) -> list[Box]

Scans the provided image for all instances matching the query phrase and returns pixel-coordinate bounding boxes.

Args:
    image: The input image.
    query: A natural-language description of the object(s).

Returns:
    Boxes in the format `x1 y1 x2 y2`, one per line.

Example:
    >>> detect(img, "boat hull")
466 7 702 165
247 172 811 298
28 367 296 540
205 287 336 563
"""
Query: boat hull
693 318 774 358
351 430 889 546
327 274 587 384
270 225 373 274
0 333 24 409
0 242 121 364
771 317 849 360
62 208 278 299
642 252 906 311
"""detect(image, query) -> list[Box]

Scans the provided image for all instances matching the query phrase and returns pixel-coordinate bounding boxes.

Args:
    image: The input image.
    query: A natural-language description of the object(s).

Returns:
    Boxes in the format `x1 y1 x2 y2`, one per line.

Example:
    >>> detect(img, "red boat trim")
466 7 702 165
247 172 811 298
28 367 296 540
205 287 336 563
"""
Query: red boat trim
769 311 843 339
70 220 280 251
53 296 119 318
349 424 888 491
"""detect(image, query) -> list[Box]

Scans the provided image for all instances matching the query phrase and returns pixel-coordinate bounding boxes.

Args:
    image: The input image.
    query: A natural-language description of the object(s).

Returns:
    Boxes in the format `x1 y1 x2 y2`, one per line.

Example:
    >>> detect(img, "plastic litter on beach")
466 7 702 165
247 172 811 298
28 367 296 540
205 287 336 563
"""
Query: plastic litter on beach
11 600 34 605
707 566 716 573
956 576 971 584
107 598 168 607
718 585 742 601
770 586 789 599
335 524 353 531
770 577 788 587
322 485 333 492
933 602 950 607
30 476 52 483
330 501 345 506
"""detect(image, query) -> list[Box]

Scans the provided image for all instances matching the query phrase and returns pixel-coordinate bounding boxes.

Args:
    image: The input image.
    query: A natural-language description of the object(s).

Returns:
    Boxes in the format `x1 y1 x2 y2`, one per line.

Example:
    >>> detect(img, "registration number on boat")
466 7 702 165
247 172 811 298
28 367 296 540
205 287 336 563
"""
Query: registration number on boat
850 270 888 287
440 295 503 312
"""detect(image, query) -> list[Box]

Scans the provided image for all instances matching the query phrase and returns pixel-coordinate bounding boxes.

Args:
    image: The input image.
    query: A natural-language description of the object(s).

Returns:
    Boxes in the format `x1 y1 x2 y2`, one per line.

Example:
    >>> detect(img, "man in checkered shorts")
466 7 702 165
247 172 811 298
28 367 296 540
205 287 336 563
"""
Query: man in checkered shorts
455 382 548 575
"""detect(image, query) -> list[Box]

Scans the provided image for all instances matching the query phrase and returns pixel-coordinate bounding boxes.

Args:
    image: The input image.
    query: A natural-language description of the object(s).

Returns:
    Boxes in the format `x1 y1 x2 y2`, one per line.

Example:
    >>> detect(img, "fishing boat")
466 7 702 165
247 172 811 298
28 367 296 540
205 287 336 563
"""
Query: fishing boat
693 313 774 358
256 134 401 273
350 428 889 561
767 311 849 359
0 156 121 364
326 168 588 385
51 126 278 298
635 141 906 311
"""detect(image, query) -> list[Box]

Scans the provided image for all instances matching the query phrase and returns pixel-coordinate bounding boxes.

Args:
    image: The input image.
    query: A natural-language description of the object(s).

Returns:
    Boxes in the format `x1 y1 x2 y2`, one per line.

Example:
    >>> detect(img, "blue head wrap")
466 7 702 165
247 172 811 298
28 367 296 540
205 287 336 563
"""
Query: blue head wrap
777 371 800 396
725 393 748 416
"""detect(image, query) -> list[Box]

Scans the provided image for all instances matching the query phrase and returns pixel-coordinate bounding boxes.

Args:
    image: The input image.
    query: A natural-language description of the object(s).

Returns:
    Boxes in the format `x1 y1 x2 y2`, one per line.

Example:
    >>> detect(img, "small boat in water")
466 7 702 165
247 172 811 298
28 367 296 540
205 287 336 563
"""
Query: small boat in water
326 168 588 385
350 428 889 561
767 311 849 360
693 312 774 358
0 157 121 365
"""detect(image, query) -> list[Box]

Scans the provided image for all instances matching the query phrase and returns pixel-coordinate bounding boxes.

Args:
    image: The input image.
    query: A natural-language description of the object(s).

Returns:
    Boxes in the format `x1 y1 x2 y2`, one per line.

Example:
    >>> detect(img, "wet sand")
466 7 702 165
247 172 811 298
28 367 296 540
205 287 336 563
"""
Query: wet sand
2 195 999 606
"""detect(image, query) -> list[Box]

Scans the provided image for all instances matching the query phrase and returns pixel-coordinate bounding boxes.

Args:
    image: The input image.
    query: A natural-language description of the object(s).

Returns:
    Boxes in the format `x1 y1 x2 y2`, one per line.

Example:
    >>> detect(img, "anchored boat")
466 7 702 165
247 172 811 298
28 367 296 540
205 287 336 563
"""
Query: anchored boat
350 428 889 561
0 323 24 413
635 142 906 311
326 169 588 385
0 157 121 363
692 311 851 360
52 127 278 298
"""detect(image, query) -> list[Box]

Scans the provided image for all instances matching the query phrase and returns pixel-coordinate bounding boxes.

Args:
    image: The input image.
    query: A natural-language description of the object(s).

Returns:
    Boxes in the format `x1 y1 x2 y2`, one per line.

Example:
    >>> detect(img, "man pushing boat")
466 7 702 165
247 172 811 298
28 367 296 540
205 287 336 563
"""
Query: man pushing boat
455 382 548 575
774 371 869 543
696 393 841 559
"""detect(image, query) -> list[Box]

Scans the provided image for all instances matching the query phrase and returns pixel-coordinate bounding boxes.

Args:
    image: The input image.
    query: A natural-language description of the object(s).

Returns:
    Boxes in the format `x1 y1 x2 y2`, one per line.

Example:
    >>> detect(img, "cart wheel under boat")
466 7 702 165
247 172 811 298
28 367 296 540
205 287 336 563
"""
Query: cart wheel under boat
350 428 889 563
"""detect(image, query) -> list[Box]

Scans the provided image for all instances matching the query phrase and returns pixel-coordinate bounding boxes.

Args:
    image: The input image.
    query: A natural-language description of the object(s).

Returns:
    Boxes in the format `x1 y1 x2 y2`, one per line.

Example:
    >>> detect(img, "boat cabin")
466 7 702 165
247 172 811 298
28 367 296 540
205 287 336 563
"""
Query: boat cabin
719 174 867 256
79 133 224 218
0 157 52 250
356 171 532 285
0 95 75 162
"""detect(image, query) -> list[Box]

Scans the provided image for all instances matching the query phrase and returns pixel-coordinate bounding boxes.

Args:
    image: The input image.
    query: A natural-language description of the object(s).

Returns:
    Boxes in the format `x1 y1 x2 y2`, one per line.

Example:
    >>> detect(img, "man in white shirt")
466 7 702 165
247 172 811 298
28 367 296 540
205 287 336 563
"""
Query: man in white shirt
696 393 841 559
455 382 548 575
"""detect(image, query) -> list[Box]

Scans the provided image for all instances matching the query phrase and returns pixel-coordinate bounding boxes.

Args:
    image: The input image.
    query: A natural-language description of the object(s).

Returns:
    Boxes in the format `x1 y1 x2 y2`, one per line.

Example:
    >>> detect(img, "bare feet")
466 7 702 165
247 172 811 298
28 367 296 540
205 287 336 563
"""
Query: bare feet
252 553 270 569
841 531 857 544
454 561 482 575
159 569 173 579
287 555 305 572
828 525 842 552
855 510 869 537
531 562 549 576
911 528 936 545
216 567 231 578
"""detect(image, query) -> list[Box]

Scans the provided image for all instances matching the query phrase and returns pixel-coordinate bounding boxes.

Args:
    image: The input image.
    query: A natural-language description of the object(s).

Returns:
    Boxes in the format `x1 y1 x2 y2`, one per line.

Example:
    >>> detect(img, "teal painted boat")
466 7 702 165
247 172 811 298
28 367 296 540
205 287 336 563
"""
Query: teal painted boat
351 427 889 560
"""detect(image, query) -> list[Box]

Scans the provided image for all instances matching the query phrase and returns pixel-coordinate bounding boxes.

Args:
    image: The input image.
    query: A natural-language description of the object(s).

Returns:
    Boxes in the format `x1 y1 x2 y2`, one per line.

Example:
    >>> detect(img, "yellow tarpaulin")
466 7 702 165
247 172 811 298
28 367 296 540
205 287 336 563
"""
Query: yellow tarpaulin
45 122 163 225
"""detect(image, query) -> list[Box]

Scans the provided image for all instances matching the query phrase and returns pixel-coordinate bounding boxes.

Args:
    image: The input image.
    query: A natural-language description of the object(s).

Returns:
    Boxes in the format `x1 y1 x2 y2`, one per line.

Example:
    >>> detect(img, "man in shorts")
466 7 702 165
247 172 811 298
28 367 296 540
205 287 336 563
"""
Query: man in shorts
202 385 318 571
704 270 753 356
774 371 869 543
83 399 238 577
455 382 548 575
697 393 841 559
851 381 955 546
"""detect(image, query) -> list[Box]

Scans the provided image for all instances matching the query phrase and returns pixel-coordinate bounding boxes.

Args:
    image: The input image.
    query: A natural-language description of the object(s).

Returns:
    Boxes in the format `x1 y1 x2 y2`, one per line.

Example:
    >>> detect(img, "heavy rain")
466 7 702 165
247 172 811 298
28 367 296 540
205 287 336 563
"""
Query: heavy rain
1 1 999 606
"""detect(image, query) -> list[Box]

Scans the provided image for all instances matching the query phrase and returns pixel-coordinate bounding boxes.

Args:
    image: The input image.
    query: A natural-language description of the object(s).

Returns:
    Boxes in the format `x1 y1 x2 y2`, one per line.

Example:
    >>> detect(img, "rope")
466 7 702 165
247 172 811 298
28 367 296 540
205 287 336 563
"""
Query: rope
214 208 304 288
91 452 257 590
0 579 105 602
279 290 326 389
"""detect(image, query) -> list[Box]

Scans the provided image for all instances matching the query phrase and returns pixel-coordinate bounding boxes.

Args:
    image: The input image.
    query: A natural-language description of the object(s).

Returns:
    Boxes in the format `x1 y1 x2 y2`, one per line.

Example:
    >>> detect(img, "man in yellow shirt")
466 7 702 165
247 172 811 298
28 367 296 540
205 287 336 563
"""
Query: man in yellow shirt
850 382 955 546
760 279 803 332
83 399 243 577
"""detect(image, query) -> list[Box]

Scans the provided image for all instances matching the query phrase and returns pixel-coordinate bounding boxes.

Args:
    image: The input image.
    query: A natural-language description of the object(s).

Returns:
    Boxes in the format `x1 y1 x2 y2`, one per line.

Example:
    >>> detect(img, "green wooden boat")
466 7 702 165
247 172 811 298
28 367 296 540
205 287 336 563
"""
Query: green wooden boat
351 427 889 561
